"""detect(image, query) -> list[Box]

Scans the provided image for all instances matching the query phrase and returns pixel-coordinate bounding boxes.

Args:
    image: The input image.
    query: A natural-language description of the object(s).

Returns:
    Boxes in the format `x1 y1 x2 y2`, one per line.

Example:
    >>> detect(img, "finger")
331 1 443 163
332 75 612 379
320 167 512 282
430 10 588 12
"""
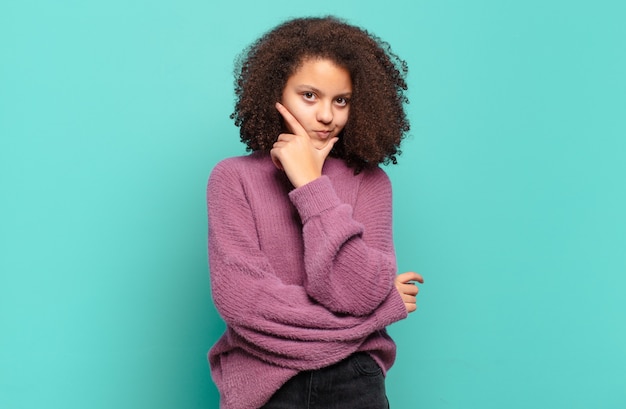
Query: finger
275 102 307 137
402 284 418 296
270 149 283 170
316 137 339 156
276 133 295 143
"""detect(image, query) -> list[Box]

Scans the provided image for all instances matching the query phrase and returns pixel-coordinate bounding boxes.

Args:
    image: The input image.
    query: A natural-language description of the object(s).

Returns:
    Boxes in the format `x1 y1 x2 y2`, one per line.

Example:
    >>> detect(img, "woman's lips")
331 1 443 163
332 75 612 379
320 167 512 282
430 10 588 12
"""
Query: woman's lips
314 130 332 139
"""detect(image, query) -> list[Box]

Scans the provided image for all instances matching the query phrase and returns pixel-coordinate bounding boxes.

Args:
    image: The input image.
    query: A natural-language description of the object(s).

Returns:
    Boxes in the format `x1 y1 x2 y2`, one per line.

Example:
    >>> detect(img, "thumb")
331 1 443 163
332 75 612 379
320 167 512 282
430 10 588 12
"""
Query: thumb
397 271 424 284
317 137 339 159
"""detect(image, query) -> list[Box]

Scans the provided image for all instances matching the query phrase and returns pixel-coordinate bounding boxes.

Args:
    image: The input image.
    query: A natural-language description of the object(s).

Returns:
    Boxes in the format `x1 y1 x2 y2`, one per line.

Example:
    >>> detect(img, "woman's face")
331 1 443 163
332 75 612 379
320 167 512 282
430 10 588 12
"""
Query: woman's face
280 58 352 149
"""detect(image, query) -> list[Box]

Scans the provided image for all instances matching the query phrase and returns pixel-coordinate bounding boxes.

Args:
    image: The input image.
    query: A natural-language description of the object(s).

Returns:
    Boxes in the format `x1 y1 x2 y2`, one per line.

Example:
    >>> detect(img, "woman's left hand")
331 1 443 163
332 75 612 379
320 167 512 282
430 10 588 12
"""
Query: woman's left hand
394 272 424 313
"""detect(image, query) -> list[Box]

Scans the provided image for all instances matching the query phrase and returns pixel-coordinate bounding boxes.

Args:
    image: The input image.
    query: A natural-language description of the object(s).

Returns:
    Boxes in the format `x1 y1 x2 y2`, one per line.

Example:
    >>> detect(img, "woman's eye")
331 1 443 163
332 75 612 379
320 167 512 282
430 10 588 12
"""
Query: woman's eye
302 92 315 101
335 97 349 106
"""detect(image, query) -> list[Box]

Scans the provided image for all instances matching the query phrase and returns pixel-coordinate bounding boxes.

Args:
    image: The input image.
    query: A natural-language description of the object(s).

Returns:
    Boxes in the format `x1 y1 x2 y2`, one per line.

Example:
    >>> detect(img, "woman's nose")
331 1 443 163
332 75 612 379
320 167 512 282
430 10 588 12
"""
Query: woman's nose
316 102 333 124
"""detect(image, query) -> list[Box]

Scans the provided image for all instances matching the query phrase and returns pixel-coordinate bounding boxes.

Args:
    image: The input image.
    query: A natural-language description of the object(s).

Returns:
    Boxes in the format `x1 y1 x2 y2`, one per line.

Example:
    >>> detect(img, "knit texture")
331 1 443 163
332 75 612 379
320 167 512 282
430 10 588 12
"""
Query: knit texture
207 152 407 409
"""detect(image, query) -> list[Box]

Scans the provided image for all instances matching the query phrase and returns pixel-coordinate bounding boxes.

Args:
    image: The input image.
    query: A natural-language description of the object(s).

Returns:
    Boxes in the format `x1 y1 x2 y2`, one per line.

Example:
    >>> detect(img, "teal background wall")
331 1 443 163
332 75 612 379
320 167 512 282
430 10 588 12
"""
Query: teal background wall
1 0 624 408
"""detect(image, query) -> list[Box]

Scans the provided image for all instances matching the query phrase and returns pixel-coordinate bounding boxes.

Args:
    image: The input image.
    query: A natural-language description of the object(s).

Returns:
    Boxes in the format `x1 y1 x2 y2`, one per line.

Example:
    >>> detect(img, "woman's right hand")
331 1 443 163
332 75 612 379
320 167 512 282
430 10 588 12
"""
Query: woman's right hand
394 271 424 313
271 102 338 188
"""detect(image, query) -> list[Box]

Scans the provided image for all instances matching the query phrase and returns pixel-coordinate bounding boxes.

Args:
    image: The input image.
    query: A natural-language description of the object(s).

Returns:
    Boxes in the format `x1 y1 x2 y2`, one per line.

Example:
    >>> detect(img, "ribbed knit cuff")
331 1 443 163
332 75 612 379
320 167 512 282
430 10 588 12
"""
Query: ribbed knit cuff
288 176 342 222
377 286 409 328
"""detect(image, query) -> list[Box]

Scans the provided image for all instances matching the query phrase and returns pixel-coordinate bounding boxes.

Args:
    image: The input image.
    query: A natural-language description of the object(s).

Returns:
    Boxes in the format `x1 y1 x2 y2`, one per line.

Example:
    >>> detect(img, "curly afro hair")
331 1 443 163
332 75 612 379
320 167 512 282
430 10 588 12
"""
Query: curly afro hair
231 16 410 173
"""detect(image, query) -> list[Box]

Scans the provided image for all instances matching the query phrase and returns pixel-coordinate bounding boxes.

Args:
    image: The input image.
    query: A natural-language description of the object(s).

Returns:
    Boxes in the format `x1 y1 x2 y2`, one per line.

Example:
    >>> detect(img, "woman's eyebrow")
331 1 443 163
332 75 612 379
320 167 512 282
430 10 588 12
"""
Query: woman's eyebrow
294 85 352 97
294 84 322 94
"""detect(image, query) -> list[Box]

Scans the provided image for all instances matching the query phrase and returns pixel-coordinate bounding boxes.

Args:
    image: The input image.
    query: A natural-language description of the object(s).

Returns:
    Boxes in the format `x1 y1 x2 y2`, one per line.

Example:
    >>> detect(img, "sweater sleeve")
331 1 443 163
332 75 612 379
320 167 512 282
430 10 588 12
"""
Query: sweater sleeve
288 170 399 316
207 161 406 370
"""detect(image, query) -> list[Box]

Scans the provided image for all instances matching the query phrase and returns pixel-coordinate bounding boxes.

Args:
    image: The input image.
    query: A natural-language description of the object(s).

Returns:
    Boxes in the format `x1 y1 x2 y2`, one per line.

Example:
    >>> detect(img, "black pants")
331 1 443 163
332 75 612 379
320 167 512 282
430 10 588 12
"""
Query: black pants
261 353 390 409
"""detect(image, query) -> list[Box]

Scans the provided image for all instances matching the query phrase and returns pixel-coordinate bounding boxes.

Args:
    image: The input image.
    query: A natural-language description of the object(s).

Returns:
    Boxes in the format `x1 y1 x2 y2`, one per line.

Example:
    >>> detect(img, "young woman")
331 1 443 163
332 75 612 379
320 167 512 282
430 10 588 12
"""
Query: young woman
207 16 423 409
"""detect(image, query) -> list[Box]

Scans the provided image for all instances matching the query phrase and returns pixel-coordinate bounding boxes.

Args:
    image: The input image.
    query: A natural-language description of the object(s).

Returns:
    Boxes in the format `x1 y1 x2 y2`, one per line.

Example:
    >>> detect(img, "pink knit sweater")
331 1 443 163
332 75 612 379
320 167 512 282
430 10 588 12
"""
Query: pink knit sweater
207 152 407 409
